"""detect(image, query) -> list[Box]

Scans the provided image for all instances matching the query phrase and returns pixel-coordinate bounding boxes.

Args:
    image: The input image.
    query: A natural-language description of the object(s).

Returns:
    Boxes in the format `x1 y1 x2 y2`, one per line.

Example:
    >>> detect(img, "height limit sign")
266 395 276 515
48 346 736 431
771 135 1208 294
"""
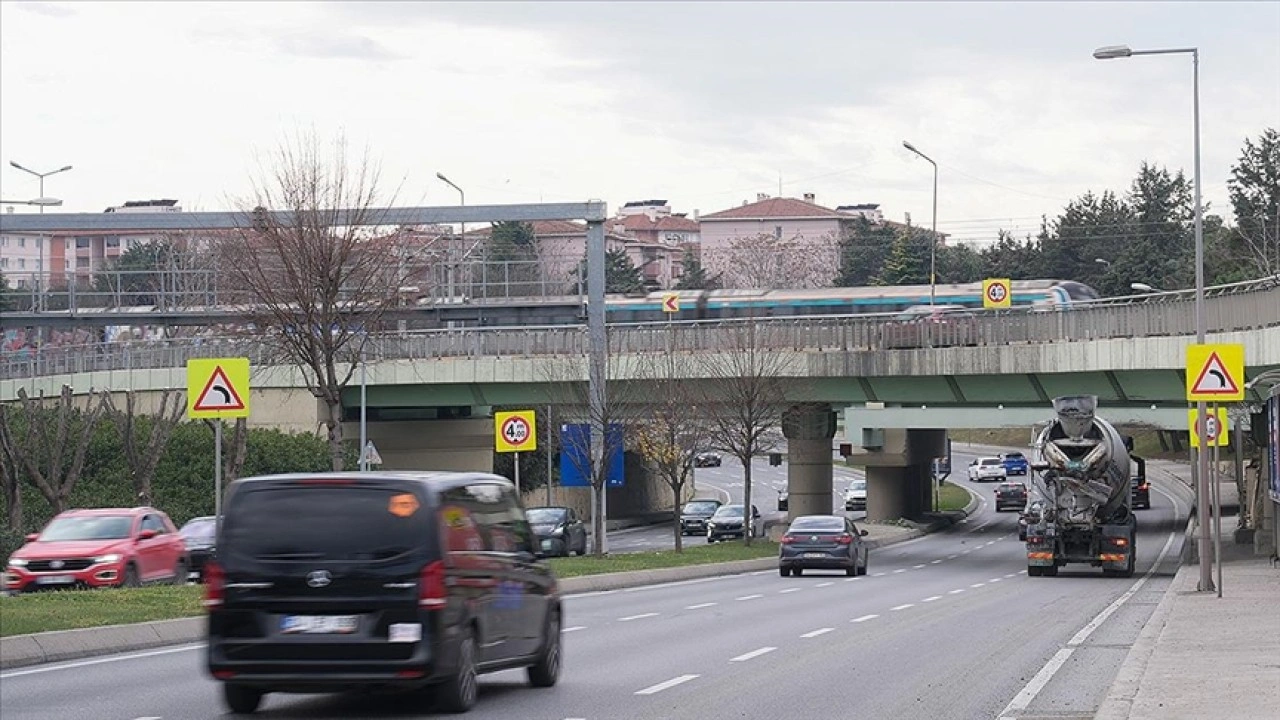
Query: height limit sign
495 410 537 453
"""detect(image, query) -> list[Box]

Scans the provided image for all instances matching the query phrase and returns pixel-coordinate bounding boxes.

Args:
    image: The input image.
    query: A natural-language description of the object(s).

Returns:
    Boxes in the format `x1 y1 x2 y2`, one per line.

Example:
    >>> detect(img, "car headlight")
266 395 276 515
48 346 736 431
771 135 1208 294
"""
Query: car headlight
93 553 122 564
7 558 27 567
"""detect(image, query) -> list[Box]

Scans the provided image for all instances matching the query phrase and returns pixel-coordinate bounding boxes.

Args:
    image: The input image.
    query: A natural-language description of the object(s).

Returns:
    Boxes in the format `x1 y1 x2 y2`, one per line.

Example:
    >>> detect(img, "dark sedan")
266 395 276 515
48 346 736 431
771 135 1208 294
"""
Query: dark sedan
706 504 762 543
694 452 722 467
779 515 869 577
680 499 723 536
527 506 587 557
995 482 1028 512
179 515 217 582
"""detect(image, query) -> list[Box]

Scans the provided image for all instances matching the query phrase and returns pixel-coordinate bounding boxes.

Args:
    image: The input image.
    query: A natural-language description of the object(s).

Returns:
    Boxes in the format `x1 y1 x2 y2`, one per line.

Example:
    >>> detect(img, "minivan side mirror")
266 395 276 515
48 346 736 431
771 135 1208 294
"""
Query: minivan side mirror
859 529 868 537
138 529 158 541
24 533 38 542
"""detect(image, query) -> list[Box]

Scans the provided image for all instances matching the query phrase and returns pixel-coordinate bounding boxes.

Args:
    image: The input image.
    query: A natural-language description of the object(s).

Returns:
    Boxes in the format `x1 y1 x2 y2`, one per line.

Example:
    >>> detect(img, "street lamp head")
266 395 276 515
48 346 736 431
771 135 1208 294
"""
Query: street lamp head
1130 282 1157 293
902 141 918 153
57 165 73 173
1093 45 1133 60
436 172 447 181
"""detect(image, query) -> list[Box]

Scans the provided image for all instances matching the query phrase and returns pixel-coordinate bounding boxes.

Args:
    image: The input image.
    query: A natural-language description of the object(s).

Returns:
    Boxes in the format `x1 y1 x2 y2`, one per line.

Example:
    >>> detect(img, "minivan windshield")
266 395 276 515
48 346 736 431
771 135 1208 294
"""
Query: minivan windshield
223 486 428 562
526 508 568 524
40 516 133 541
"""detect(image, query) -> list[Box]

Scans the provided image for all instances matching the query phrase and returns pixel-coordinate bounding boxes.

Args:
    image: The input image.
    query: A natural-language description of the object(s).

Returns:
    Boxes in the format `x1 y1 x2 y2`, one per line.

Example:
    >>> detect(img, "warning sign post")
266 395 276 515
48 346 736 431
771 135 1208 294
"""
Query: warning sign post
1185 344 1244 403
186 357 251 525
495 410 537 494
982 278 1012 309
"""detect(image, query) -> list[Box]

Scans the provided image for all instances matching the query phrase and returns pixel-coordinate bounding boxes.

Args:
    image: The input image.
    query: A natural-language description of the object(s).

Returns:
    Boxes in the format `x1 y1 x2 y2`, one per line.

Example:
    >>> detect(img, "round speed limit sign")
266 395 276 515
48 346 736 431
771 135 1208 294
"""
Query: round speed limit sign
495 411 537 453
502 417 529 445
986 283 1007 304
1204 414 1219 441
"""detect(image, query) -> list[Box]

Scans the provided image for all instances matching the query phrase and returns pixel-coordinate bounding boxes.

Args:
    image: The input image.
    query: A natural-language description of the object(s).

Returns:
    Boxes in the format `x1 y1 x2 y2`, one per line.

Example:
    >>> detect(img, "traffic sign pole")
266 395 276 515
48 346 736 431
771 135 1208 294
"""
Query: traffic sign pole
514 452 521 495
1211 402 1222 596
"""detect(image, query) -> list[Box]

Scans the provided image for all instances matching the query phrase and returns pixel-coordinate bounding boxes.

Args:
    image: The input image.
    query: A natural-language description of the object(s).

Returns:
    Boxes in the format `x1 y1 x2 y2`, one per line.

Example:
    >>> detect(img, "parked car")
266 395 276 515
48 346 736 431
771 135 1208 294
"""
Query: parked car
179 515 218 582
526 506 587 557
694 452 722 468
206 471 562 715
1131 454 1151 509
779 515 869 577
843 479 867 511
680 499 723 536
4 507 188 593
1001 452 1030 476
880 304 978 349
968 457 1008 482
1018 500 1047 541
995 482 1028 512
706 504 763 542
777 488 789 512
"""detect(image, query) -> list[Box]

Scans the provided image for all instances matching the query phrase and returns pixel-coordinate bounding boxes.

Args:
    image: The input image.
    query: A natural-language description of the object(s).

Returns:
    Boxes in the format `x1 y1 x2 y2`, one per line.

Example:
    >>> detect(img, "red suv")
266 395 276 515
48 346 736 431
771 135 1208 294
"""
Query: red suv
4 507 188 592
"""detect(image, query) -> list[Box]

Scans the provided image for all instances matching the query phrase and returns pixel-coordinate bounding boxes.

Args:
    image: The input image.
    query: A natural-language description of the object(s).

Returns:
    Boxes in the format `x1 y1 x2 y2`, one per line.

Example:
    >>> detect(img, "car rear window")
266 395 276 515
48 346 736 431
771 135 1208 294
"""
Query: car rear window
1005 453 1025 460
789 517 845 531
981 459 1002 466
180 519 216 541
223 486 430 563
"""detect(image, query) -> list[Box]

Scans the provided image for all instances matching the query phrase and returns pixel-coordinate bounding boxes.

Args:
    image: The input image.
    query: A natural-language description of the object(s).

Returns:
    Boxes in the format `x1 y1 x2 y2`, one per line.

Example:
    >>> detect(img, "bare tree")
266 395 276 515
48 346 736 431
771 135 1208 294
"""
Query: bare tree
632 344 707 552
0 417 23 531
108 390 186 506
696 319 791 546
708 231 839 289
0 387 111 514
217 130 414 469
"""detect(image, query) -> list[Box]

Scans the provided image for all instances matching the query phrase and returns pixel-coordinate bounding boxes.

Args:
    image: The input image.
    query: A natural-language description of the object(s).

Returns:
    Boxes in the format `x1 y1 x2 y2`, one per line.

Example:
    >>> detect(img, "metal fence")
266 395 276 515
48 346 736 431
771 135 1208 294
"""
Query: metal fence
4 283 1277 382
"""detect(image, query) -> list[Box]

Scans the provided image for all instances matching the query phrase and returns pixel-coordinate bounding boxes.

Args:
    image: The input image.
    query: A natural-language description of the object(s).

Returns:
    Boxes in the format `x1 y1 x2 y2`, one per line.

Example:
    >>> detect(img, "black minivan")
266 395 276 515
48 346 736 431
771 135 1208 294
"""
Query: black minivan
205 472 562 715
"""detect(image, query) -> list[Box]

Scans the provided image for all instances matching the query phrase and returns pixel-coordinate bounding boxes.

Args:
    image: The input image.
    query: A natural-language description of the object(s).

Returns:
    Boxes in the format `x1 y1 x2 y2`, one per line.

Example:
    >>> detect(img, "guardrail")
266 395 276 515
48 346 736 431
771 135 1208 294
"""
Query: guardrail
3 283 1278 382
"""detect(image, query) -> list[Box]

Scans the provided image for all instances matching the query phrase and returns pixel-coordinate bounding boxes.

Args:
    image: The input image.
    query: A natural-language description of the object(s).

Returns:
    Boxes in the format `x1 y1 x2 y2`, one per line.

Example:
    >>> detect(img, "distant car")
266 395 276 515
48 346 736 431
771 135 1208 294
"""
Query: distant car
779 515 869 577
1018 500 1047 541
179 516 217 582
5 507 188 593
1131 455 1151 509
694 452 722 467
880 304 978 349
995 482 1028 512
843 479 867 511
680 499 723 535
1001 452 1030 476
968 457 1008 482
527 506 587 557
706 504 763 542
777 489 789 512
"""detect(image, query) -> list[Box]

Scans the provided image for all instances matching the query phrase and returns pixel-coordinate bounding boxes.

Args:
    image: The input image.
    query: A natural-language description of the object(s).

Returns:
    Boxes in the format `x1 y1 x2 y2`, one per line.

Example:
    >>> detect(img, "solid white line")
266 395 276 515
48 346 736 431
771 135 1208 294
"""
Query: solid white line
563 626 586 633
132 717 162 720
685 602 717 610
997 530 1177 720
619 612 659 622
851 614 879 623
948 588 966 595
801 627 834 638
730 646 776 662
736 594 763 601
922 595 941 603
891 603 915 611
779 588 801 594
635 674 700 695
0 644 203 678
816 581 834 588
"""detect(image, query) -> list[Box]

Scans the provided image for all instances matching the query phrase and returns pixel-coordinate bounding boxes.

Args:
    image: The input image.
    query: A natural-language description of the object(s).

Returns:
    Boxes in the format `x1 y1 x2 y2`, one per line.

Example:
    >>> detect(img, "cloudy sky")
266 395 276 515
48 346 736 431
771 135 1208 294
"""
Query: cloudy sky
1 1 1275 245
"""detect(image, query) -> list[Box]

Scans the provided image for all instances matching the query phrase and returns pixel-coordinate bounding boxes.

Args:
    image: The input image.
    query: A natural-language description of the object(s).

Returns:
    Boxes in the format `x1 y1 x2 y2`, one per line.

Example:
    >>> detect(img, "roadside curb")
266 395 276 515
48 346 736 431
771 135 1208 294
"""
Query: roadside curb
0 502 974 672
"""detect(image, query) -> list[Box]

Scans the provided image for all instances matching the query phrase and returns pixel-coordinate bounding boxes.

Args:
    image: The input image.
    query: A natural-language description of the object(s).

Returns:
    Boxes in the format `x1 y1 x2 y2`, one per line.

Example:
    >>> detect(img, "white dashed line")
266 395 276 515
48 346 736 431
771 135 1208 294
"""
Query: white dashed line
989 578 1003 583
930 559 943 564
563 626 586 633
1018 570 1027 575
801 628 834 638
970 583 986 588
947 554 959 560
736 594 763 601
751 570 771 576
816 581 834 588
922 595 941 603
892 569 906 574
844 577 860 582
685 602 717 610
948 588 966 595
891 603 915 611
1004 573 1018 578
779 588 801 594
873 572 887 577
913 564 926 569
851 614 879 623
730 647 777 662
636 674 700 695
620 613 659 622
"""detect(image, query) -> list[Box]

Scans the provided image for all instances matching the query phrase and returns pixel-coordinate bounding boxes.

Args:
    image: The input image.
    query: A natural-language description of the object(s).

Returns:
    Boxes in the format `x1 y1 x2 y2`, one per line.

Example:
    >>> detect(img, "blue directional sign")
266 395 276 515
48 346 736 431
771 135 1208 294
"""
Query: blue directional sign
559 423 624 488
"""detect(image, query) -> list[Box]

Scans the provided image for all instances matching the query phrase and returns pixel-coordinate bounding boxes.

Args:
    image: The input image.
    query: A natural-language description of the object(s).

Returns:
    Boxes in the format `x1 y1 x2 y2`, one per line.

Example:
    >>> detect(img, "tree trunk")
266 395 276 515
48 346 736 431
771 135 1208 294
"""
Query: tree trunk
324 397 345 471
225 418 249 480
591 481 606 556
742 457 754 546
673 501 683 553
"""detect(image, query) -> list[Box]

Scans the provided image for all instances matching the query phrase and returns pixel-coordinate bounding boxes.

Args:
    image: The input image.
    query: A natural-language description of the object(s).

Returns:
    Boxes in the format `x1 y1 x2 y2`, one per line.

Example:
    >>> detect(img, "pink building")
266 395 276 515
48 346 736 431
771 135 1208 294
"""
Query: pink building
698 194 848 288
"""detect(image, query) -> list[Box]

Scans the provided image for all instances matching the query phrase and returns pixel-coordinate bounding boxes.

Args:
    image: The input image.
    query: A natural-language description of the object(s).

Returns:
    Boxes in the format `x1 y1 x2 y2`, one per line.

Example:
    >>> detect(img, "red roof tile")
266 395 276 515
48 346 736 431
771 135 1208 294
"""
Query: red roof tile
615 214 700 232
700 196 850 220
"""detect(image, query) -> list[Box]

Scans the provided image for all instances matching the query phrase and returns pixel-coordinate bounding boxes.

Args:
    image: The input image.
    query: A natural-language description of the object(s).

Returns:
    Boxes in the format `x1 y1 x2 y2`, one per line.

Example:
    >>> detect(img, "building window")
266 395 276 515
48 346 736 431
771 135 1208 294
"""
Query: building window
35 236 43 248
75 237 91 249
76 257 90 269
18 259 25 269
17 237 25 248
774 226 783 240
0 257 7 268
105 236 121 248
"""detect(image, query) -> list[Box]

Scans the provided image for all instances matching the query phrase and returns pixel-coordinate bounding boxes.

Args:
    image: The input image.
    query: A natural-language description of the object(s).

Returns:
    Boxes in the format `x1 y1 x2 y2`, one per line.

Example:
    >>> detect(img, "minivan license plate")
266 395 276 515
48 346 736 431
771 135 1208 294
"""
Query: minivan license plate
36 575 74 585
281 615 358 634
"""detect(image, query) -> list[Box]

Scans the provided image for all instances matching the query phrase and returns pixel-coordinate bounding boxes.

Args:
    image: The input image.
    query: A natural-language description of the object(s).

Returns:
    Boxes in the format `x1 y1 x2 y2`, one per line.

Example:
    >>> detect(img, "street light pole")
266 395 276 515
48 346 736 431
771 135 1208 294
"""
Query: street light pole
436 172 465 301
902 142 938 306
9 162 72 214
1095 44 1212 592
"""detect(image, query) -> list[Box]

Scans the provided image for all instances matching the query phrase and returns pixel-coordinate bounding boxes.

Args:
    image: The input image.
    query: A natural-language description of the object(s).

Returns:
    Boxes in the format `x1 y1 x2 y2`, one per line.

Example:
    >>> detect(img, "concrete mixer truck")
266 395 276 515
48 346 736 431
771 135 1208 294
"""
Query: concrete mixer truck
1024 395 1136 578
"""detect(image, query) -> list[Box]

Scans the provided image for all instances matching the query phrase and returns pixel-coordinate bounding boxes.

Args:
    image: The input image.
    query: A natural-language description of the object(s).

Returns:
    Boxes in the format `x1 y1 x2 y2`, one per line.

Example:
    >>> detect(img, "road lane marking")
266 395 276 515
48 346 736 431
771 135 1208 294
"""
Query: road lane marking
922 595 941 602
1003 573 1018 578
892 569 906 574
843 577 860 582
970 583 986 588
563 626 586 633
989 578 1003 583
891 603 915 611
751 570 771 576
730 647 776 662
930 559 943 564
873 572 887 577
997 530 1177 720
851 614 879 623
948 589 966 594
913 564 926 569
619 613 659 622
685 602 717 609
736 594 763 601
779 587 801 594
0 644 203 678
947 554 959 559
801 628 834 638
636 674 700 695
816 581 834 587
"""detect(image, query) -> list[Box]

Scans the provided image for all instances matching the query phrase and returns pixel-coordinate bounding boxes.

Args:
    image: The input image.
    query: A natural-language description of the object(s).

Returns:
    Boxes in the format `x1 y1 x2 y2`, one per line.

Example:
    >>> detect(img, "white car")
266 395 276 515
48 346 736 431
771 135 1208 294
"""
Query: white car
843 479 867 510
968 457 1007 482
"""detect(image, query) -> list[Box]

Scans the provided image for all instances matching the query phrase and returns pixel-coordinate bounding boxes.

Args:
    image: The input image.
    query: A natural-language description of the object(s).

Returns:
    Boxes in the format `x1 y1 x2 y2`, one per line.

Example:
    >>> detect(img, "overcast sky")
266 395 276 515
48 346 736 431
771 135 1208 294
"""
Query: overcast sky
1 1 1276 245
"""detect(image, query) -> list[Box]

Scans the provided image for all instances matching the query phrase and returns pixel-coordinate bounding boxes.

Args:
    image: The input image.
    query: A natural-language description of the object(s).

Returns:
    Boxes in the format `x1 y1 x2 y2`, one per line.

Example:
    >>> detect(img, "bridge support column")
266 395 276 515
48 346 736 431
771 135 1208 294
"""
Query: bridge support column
866 466 910 521
783 403 836 520
910 429 948 513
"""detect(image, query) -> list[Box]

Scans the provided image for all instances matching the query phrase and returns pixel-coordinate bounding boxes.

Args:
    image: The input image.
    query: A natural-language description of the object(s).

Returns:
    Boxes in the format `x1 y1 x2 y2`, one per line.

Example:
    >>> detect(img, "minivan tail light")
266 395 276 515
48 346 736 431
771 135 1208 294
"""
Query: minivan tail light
836 534 854 545
419 560 447 610
780 535 797 544
203 561 225 608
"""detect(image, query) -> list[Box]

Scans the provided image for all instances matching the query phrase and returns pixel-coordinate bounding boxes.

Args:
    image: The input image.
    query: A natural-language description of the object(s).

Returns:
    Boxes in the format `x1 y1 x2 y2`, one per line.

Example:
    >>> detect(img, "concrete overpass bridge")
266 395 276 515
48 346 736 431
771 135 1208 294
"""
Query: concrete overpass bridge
4 281 1278 522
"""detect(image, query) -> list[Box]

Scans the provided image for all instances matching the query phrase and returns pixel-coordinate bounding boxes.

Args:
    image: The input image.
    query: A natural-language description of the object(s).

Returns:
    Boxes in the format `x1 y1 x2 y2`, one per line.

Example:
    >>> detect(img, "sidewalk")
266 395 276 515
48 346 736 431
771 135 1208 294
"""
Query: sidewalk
1096 463 1280 720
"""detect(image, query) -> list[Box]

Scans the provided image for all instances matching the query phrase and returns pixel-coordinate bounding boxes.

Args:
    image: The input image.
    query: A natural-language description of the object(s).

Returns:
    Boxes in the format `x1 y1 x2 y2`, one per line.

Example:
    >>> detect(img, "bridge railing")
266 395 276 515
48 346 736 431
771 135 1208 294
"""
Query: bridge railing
3 283 1278 381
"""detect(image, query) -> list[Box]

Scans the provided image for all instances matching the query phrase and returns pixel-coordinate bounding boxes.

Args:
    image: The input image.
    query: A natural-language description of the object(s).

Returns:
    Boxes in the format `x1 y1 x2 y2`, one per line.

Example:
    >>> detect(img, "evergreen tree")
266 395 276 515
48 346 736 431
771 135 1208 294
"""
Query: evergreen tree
93 239 174 306
979 230 1042 281
1111 163 1195 295
876 227 930 285
485 221 540 297
0 273 12 312
1226 128 1280 278
567 248 647 294
834 217 896 286
1037 191 1135 292
676 252 721 290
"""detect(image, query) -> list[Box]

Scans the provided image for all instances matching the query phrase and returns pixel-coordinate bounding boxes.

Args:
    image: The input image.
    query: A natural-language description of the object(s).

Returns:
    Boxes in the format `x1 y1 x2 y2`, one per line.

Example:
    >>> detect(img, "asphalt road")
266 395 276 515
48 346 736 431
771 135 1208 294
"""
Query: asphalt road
0 459 1188 720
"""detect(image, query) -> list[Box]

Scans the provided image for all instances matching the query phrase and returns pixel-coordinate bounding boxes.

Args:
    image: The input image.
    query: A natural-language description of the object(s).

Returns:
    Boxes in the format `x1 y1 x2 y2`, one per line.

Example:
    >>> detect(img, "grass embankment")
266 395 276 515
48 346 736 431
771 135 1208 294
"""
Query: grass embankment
0 584 204 637
937 482 972 512
1 541 781 636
